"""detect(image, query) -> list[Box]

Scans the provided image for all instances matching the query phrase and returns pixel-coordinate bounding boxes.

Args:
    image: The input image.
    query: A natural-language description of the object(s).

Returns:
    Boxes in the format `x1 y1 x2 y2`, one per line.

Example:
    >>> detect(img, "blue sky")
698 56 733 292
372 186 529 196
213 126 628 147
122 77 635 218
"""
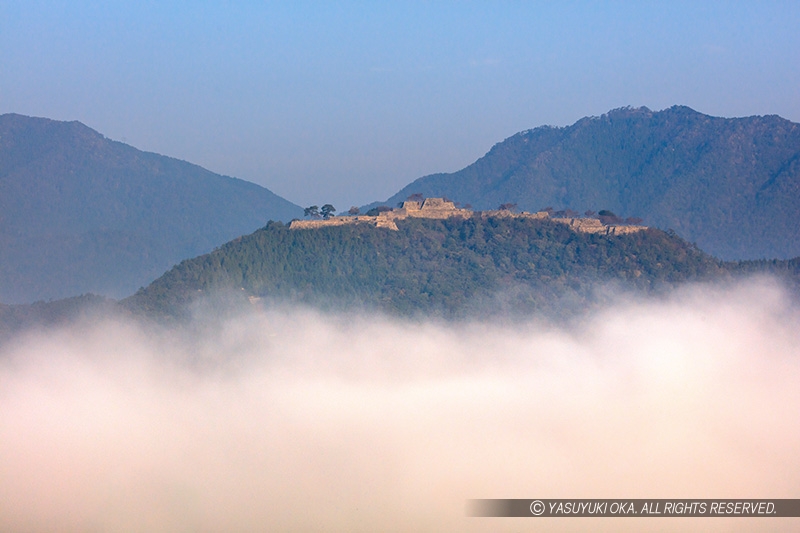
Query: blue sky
2 1 798 209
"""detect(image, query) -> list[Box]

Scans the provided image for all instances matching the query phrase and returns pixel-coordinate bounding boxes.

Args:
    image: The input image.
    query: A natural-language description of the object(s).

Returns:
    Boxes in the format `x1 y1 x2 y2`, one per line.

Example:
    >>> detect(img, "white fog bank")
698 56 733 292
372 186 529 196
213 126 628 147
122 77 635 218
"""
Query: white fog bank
1 278 799 532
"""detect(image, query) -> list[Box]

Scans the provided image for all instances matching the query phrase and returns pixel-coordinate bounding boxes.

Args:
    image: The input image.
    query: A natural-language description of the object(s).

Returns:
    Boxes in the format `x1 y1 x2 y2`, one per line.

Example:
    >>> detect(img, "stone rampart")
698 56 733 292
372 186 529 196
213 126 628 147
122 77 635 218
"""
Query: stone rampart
551 217 646 235
482 210 549 219
290 198 470 230
604 224 647 235
289 217 361 230
290 199 647 235
552 217 605 233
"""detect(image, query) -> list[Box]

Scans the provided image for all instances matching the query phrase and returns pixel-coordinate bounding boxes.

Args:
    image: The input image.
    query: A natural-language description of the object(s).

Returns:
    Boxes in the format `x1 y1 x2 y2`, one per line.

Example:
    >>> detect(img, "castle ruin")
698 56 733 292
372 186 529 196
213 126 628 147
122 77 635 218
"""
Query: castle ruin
289 198 647 235
289 198 471 231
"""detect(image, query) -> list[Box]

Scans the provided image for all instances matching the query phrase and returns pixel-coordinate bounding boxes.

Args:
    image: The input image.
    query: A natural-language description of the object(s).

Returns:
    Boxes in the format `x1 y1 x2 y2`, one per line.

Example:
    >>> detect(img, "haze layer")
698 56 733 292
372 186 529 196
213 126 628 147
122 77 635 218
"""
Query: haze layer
1 279 798 531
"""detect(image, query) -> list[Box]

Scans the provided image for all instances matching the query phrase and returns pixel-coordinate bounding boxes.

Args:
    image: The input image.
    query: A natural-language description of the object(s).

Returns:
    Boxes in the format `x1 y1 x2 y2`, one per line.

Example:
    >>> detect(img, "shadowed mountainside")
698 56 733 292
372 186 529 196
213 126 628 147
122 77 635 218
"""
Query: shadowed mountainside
0 114 303 303
378 106 800 260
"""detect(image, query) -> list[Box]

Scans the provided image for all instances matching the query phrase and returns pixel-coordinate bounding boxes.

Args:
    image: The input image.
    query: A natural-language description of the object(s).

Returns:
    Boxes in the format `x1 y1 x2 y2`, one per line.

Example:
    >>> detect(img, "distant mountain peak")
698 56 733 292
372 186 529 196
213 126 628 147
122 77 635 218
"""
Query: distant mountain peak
379 106 800 260
0 113 303 303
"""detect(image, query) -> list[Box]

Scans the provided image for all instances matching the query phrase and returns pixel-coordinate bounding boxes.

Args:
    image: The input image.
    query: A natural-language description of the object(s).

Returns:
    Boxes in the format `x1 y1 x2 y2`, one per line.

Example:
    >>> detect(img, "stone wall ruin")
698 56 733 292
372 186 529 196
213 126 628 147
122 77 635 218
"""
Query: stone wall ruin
289 199 647 235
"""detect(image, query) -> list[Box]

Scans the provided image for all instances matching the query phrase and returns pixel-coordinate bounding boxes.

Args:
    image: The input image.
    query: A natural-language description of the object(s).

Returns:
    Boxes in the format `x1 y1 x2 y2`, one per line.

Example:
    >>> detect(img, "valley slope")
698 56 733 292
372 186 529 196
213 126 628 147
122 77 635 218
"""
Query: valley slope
0 114 303 303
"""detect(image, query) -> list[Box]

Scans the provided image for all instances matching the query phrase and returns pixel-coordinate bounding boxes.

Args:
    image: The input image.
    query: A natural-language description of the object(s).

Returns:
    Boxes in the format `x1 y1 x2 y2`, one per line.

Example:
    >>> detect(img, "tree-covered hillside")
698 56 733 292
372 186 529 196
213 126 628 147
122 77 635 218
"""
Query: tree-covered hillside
0 114 303 303
379 106 800 260
124 216 726 319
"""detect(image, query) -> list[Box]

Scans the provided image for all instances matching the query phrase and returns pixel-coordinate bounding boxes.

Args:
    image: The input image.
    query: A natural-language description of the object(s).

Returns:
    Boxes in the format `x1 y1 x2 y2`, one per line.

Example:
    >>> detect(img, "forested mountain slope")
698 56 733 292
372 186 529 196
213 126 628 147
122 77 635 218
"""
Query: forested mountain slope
124 216 726 319
380 106 800 260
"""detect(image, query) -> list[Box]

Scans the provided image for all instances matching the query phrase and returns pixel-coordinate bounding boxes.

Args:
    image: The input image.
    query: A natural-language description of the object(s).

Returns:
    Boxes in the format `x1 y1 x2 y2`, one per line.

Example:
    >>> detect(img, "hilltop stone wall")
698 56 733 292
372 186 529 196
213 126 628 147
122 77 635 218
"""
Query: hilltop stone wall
289 214 401 230
290 198 469 230
481 210 549 220
552 217 646 235
290 198 647 235
290 217 365 230
604 224 648 235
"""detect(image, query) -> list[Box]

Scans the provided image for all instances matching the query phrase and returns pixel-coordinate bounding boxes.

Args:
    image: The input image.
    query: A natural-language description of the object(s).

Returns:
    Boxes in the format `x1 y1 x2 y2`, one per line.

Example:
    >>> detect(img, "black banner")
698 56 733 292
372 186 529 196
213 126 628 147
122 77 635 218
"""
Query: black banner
468 499 800 517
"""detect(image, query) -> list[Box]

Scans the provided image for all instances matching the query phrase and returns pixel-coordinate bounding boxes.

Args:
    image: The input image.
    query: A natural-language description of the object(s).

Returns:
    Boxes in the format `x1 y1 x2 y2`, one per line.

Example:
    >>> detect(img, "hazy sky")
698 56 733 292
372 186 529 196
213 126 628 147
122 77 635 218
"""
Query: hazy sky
2 1 798 209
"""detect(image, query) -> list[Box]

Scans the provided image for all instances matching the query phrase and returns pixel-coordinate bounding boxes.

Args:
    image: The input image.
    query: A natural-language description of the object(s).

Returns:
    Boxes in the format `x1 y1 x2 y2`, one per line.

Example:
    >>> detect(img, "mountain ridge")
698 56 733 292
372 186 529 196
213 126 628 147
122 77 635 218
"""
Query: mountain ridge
376 106 800 260
0 113 303 303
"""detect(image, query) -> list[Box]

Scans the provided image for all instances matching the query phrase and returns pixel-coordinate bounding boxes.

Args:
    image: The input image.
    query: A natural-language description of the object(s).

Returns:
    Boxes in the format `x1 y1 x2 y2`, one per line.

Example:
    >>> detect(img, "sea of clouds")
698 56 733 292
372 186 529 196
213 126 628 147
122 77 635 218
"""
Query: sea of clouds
1 277 798 531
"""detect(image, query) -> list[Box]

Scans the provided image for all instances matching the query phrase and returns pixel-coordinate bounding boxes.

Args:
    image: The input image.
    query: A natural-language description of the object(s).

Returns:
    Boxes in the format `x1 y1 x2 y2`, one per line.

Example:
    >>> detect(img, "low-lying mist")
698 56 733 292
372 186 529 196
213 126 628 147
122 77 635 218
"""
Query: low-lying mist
1 277 799 532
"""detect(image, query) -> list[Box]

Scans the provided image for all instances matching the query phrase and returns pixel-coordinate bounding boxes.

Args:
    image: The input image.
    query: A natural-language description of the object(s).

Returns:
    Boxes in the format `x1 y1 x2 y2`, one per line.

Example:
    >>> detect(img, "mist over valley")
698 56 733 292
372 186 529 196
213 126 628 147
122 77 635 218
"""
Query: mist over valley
1 279 798 531
4 2 800 529
1 108 799 532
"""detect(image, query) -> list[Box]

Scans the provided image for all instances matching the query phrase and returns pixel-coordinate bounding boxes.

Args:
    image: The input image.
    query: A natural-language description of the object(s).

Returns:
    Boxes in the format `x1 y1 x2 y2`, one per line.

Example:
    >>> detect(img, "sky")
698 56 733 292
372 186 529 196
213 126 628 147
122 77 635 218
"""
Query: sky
2 1 799 210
